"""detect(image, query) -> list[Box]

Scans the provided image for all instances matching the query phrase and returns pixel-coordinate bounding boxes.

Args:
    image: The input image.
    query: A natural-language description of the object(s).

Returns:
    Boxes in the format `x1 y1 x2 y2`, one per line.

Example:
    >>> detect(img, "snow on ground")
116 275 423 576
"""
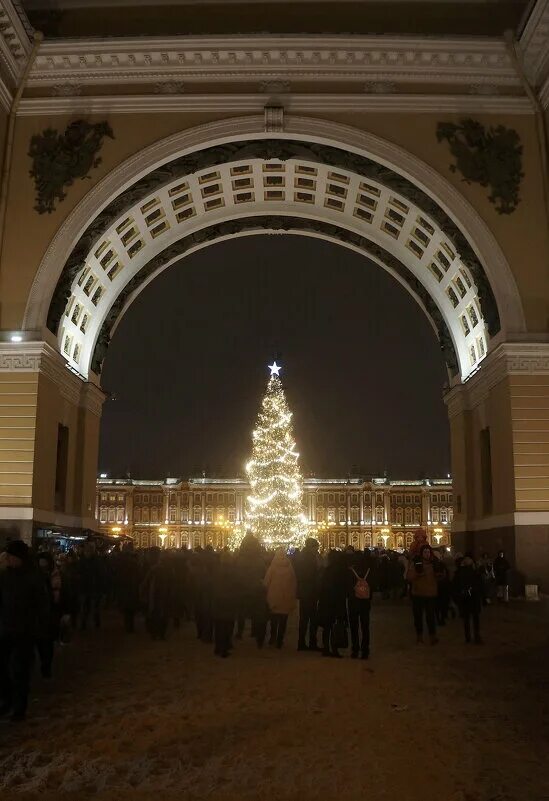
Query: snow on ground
1 599 548 801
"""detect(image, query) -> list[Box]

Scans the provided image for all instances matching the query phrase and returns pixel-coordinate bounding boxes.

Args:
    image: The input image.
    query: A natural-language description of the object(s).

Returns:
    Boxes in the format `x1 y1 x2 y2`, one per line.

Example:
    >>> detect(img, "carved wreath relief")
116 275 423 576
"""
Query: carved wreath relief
436 118 523 215
28 119 114 214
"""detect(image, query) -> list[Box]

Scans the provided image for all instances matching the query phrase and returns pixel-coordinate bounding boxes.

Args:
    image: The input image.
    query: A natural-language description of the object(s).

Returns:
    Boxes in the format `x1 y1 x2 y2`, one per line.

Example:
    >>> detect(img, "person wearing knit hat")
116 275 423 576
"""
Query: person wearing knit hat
0 539 49 722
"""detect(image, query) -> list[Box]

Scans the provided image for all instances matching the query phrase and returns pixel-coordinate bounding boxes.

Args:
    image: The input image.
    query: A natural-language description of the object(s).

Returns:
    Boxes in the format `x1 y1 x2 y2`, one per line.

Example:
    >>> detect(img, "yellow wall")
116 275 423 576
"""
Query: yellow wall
0 371 37 507
510 373 549 511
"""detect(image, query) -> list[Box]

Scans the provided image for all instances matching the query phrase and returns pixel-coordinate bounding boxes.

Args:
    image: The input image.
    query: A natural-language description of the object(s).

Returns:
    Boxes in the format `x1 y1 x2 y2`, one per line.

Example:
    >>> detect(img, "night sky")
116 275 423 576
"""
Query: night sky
99 235 450 480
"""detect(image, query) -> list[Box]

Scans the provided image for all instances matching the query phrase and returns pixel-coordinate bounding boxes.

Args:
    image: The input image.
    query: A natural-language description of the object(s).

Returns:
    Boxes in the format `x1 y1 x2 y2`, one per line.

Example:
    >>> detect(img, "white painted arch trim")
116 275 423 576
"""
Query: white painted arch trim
108 225 443 347
61 160 487 382
24 114 526 371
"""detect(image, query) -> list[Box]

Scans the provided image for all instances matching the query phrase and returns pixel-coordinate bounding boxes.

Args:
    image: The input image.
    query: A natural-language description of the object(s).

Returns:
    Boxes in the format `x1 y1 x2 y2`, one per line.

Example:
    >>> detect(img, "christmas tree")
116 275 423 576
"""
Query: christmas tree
243 362 307 548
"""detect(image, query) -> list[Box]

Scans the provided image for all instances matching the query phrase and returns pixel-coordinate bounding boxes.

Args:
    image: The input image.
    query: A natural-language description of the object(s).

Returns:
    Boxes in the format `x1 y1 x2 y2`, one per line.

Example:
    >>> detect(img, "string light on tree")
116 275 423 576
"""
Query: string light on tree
241 362 307 548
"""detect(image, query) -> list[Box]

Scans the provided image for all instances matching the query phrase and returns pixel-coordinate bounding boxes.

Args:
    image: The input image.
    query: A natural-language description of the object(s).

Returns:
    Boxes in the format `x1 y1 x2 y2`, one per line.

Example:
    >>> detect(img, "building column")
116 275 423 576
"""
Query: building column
422 489 430 527
445 342 549 590
384 490 390 525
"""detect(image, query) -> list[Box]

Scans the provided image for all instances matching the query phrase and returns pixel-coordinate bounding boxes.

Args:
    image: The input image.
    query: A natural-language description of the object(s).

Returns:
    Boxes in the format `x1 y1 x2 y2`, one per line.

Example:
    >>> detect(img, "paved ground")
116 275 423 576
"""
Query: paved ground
1 599 548 801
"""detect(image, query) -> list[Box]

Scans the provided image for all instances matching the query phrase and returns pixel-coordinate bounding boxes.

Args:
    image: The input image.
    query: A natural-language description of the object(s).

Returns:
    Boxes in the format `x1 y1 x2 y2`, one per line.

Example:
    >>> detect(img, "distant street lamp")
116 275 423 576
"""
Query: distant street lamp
159 526 168 548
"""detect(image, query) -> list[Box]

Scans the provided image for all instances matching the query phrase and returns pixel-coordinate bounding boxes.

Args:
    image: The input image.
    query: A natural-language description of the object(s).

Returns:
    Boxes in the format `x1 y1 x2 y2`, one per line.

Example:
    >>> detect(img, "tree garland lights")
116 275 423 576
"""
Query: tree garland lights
243 363 307 548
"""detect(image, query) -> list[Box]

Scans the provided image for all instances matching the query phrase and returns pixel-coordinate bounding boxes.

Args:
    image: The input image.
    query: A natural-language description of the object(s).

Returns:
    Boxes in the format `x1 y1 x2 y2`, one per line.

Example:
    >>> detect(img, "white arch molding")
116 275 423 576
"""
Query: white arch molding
23 114 526 380
107 226 443 342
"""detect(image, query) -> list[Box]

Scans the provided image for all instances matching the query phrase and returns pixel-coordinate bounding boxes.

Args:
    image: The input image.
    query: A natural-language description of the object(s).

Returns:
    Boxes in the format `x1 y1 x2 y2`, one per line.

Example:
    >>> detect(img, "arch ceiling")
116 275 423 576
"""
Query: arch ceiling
46 139 500 382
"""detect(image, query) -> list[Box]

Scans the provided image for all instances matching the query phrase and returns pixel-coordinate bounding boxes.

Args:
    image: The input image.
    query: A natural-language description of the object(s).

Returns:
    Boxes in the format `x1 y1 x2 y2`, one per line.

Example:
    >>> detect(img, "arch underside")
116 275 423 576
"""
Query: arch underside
93 217 458 376
47 139 498 381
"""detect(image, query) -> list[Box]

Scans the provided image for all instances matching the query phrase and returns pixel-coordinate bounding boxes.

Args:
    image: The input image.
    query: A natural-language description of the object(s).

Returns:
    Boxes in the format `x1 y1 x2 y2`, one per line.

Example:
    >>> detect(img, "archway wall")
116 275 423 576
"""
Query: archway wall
0 111 545 339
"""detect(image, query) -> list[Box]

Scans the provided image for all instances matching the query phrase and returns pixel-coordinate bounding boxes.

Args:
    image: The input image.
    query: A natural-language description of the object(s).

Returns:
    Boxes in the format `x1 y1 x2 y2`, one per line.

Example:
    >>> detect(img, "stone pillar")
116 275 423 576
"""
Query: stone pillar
0 342 106 545
422 488 430 526
446 343 549 590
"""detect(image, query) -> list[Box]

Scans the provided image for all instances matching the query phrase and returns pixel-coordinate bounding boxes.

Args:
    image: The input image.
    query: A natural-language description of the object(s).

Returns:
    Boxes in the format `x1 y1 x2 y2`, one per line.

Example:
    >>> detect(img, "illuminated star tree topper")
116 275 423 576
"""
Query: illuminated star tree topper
242 362 307 548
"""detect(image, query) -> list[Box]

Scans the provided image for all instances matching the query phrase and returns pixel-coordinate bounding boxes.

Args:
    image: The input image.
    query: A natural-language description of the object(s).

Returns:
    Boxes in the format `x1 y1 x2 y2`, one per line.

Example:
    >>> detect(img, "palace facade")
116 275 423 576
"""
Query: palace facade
96 476 453 551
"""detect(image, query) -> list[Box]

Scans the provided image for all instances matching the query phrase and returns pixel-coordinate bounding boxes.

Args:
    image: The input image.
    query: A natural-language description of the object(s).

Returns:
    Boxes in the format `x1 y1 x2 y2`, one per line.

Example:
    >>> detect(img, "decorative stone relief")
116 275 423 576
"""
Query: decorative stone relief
364 81 396 94
154 81 185 94
28 119 114 214
259 80 290 94
52 82 83 96
436 118 523 215
468 84 499 95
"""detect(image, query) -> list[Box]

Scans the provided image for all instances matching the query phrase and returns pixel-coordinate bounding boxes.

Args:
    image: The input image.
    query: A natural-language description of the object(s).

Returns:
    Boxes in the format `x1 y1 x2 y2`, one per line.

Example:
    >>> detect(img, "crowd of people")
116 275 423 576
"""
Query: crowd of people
0 529 511 722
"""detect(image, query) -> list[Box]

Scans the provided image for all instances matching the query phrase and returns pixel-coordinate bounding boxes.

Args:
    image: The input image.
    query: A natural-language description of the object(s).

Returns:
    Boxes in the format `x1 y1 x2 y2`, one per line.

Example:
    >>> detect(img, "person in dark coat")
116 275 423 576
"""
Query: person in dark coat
294 537 321 651
171 551 190 628
493 551 510 602
347 550 372 659
117 545 142 633
36 552 66 677
193 547 216 643
59 551 80 631
318 550 348 658
78 541 104 630
234 534 268 648
141 548 173 640
387 552 405 599
212 552 237 658
0 540 49 721
433 551 451 626
452 554 483 644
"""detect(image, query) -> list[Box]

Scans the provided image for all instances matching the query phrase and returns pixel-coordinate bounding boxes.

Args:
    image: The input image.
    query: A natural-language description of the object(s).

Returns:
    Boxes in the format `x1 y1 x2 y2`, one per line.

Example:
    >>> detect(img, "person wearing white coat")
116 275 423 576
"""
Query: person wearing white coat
263 548 297 649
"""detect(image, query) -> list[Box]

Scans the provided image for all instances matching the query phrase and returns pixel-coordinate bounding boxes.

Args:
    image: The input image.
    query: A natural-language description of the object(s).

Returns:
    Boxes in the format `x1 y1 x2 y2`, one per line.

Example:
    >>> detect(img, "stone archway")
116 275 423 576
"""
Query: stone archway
12 115 549 588
24 115 525 377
